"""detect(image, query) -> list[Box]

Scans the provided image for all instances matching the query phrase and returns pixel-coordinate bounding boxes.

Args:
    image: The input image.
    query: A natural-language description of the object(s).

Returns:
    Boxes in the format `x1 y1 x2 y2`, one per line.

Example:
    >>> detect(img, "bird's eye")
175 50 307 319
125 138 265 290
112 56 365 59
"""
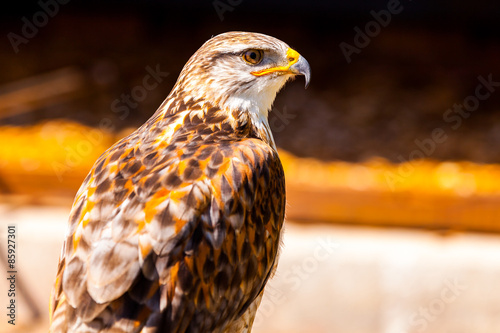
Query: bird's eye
242 49 264 65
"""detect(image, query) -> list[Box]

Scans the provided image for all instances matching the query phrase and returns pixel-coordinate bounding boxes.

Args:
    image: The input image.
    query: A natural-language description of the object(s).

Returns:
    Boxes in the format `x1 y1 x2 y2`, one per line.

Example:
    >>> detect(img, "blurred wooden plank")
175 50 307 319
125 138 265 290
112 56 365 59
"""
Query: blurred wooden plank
0 67 86 118
1 121 500 233
286 185 500 233
2 169 500 233
0 171 83 198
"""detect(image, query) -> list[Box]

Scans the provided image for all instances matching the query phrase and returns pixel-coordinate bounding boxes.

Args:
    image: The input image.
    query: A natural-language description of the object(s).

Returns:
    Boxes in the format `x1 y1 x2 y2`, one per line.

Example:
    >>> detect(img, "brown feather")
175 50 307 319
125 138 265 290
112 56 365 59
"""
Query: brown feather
49 31 299 333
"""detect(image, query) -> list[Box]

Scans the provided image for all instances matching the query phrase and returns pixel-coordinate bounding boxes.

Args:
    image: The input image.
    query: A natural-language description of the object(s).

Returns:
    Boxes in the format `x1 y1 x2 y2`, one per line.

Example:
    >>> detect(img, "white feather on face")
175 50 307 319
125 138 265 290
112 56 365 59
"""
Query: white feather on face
172 32 296 125
206 39 292 113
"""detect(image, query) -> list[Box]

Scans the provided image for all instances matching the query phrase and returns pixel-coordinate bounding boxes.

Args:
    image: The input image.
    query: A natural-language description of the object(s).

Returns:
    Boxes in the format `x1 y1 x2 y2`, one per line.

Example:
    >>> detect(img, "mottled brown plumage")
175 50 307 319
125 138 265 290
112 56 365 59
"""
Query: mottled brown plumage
49 31 310 333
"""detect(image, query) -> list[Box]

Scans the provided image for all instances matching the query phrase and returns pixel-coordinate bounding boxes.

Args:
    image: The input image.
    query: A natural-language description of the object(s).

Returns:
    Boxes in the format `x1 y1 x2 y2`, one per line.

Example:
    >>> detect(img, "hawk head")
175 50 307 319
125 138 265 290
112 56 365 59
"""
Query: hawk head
171 31 310 123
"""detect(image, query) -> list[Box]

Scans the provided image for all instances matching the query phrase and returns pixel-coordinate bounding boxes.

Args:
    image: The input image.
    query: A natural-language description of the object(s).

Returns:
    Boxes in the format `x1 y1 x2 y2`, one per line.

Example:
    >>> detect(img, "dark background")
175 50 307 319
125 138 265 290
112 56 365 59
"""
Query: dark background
1 0 500 162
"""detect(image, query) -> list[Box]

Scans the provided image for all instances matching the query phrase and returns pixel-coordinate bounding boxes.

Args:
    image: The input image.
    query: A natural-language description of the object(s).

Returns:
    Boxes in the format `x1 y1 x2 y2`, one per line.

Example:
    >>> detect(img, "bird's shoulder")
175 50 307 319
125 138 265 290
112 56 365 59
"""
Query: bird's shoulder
53 117 285 322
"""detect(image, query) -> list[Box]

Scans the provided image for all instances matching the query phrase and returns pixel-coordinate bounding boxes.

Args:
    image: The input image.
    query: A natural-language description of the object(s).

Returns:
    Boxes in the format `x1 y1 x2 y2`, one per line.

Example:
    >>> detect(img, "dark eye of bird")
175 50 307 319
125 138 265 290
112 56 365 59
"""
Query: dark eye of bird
242 49 263 65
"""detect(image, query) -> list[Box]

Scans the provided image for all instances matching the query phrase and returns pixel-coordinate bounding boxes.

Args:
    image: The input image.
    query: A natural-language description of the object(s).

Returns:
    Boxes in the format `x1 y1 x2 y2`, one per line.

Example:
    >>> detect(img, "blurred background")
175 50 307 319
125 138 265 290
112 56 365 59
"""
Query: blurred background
1 1 500 332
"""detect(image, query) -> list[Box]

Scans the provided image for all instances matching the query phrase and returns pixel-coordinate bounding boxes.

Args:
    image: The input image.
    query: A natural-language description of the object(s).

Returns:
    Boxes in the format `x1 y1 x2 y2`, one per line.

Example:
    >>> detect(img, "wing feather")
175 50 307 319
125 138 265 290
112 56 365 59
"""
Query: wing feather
50 125 285 333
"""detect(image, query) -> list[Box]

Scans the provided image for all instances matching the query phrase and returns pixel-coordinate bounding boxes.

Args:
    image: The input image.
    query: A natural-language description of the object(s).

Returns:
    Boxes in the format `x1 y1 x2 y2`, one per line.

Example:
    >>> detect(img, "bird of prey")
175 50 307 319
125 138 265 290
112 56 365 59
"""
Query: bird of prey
49 31 310 333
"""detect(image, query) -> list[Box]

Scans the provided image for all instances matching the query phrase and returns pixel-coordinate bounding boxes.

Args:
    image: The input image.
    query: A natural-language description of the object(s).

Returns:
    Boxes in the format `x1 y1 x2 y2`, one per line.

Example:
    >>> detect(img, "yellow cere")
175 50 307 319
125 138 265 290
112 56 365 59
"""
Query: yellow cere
251 48 300 77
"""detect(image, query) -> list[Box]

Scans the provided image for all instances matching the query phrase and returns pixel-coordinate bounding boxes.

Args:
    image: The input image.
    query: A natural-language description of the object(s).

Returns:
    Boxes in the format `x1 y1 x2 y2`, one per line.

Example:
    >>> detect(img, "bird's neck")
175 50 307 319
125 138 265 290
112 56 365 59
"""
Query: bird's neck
216 92 277 150
242 103 277 151
149 93 277 150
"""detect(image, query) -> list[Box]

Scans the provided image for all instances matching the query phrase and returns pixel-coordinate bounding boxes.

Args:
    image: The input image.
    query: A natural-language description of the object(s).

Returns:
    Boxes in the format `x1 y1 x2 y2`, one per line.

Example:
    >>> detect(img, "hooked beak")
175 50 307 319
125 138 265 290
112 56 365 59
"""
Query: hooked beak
251 47 311 88
289 53 311 88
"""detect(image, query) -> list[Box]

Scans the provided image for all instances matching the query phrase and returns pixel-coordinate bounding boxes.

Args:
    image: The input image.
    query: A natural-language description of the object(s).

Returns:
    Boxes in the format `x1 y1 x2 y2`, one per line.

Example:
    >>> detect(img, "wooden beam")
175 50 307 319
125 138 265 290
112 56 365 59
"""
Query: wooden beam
0 67 86 119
